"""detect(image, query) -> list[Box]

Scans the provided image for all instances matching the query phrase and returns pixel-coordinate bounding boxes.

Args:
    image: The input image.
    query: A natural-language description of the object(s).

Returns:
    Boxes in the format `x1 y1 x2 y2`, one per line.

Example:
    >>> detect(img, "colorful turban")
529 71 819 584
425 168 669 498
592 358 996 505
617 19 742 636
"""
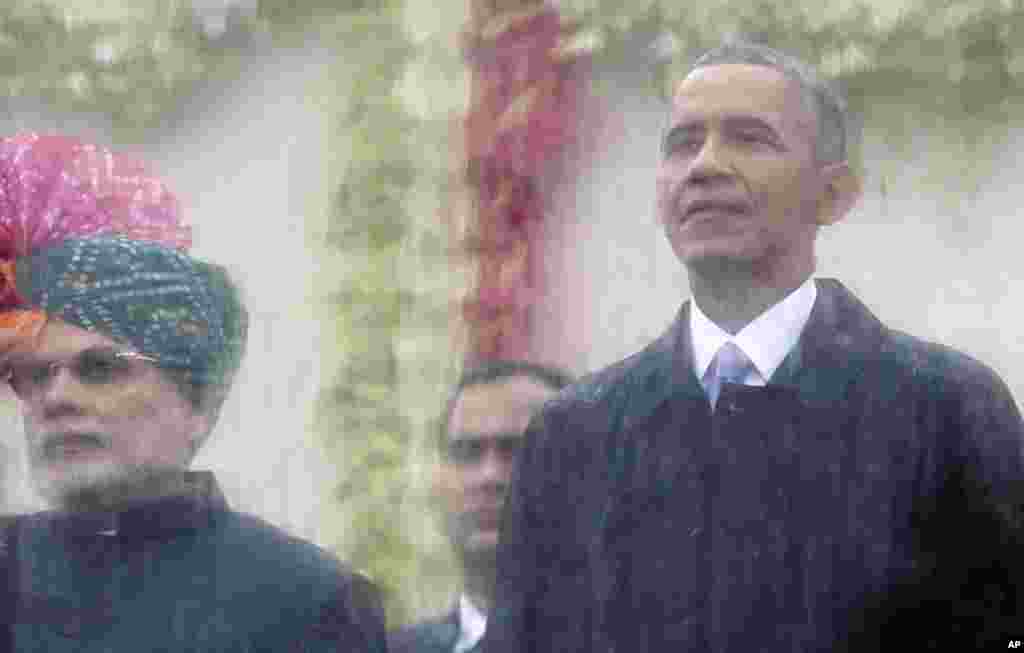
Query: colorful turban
16 235 247 391
0 133 245 394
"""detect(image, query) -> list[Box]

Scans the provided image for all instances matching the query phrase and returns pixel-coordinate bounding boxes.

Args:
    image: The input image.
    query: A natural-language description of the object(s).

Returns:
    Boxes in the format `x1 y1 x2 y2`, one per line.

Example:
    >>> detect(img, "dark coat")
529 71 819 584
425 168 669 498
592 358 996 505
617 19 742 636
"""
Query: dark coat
4 472 386 653
387 609 459 653
484 279 1024 653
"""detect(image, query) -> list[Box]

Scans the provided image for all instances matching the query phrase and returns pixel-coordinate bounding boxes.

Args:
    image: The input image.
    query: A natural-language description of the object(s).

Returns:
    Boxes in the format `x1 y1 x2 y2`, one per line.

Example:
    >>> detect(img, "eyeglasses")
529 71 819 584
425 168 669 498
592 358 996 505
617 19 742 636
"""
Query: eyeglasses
1 347 158 399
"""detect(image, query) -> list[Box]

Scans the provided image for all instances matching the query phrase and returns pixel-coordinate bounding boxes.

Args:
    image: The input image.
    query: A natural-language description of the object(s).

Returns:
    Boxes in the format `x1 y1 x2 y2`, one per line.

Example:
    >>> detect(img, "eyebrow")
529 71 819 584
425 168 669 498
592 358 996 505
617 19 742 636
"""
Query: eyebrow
663 115 782 149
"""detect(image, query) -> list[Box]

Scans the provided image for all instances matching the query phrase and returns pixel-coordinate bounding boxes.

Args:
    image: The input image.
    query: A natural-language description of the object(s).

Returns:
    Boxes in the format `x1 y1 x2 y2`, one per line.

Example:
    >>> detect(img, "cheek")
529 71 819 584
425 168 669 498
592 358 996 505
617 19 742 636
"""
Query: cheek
746 165 814 215
655 162 683 194
655 168 681 220
93 386 163 421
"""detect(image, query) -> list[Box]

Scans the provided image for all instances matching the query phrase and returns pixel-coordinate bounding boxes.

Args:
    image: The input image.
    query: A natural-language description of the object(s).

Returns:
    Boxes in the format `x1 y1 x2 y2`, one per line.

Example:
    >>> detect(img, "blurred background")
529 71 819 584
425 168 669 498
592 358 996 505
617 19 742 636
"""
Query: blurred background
0 0 1021 624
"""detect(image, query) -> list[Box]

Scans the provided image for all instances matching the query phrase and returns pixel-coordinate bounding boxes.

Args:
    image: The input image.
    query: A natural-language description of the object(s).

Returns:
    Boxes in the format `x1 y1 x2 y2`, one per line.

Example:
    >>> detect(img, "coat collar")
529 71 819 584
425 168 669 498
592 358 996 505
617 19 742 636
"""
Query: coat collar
630 278 886 422
41 470 228 540
770 278 887 405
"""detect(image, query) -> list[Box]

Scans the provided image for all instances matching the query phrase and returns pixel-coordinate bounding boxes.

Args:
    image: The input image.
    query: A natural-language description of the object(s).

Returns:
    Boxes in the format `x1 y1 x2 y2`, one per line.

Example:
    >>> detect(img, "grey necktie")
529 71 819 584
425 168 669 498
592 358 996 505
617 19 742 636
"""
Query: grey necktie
705 342 753 409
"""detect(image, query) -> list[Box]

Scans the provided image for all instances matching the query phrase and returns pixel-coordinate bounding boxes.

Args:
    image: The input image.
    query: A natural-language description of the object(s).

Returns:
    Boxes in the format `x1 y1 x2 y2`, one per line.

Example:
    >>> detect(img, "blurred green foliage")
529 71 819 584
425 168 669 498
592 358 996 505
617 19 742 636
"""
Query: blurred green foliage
3 0 1023 625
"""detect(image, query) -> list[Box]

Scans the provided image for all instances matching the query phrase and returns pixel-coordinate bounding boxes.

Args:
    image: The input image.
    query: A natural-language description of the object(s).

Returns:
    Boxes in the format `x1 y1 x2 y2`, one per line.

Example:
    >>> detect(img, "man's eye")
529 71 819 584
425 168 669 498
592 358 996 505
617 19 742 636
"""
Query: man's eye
736 130 775 146
447 440 484 464
27 364 52 385
664 136 702 157
77 352 128 382
497 438 524 457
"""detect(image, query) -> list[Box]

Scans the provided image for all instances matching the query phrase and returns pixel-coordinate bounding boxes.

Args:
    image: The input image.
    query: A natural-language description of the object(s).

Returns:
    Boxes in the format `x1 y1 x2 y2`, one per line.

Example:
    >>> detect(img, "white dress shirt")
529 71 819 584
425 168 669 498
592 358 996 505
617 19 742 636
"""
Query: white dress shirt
454 594 487 653
690 277 817 387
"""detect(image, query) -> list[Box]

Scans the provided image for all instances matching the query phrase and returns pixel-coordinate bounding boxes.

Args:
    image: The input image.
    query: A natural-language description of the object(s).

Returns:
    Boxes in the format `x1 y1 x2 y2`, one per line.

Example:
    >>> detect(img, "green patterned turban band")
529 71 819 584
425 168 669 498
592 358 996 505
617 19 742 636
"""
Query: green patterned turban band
15 235 247 392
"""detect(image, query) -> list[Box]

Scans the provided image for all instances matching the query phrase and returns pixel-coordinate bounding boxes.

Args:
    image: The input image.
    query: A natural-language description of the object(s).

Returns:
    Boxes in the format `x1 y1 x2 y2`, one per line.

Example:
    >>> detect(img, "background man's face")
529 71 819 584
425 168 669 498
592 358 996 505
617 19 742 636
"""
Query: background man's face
656 63 826 272
439 376 556 561
10 320 205 506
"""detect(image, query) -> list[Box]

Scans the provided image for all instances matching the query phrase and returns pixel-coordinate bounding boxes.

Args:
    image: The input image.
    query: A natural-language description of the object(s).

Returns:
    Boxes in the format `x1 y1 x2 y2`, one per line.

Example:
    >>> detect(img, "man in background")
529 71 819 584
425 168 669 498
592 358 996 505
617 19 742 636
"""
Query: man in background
389 360 572 653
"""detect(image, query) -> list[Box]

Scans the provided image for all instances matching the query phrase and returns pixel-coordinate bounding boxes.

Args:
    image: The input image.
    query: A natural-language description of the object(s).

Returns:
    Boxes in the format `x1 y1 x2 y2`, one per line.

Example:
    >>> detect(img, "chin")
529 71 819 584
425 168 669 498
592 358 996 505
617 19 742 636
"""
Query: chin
468 531 500 551
459 532 501 561
669 229 758 263
677 244 763 270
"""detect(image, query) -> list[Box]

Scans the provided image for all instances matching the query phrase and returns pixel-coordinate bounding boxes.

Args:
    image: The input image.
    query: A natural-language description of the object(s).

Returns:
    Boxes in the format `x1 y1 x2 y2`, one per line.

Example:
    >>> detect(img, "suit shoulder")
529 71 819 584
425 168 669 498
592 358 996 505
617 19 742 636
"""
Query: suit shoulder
218 512 387 646
884 329 1010 394
551 336 669 411
217 510 364 586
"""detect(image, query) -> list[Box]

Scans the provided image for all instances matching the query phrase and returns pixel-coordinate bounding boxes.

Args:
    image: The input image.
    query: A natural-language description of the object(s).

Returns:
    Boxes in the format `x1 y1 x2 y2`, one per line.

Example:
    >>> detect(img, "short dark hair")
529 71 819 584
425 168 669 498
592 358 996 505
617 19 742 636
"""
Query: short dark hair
438 359 573 453
690 40 851 163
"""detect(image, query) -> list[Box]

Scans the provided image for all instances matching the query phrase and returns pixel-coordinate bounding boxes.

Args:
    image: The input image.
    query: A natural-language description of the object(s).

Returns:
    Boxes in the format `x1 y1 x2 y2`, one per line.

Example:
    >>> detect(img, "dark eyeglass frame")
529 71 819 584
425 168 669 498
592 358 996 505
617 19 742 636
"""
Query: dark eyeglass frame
1 347 159 399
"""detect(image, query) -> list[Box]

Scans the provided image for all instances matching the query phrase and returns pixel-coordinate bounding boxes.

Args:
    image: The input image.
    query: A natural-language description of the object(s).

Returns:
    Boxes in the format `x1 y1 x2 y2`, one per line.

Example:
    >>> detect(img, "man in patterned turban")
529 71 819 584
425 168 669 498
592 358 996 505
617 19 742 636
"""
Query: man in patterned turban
8 235 247 507
0 134 386 653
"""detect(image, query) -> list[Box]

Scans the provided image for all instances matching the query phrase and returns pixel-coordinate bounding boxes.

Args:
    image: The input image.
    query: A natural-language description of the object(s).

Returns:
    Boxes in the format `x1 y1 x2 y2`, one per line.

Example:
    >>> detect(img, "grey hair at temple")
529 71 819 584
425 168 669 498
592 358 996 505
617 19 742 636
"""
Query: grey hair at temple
690 40 851 164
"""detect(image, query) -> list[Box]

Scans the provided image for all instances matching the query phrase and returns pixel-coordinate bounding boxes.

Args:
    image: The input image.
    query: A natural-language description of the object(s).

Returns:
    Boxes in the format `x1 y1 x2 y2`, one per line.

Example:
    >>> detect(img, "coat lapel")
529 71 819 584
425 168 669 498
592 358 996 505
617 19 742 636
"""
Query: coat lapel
771 278 887 407
617 301 707 434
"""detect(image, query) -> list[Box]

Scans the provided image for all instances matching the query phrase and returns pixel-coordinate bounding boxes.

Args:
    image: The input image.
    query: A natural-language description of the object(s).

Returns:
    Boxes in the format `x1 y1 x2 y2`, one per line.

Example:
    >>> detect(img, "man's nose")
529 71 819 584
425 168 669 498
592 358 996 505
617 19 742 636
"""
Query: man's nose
476 447 514 485
687 135 733 184
37 366 84 405
25 367 87 422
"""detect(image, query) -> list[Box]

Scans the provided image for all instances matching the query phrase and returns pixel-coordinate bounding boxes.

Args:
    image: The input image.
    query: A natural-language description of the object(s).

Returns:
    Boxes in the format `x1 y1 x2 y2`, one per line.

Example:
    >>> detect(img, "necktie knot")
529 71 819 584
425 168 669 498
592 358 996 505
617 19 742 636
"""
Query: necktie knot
705 342 753 408
715 342 752 384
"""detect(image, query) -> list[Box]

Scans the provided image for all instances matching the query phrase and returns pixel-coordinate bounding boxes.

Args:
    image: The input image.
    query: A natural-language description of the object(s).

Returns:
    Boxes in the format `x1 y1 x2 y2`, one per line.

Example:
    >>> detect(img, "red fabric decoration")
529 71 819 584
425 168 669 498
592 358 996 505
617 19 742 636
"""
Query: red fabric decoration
0 132 192 311
0 133 191 262
460 2 586 361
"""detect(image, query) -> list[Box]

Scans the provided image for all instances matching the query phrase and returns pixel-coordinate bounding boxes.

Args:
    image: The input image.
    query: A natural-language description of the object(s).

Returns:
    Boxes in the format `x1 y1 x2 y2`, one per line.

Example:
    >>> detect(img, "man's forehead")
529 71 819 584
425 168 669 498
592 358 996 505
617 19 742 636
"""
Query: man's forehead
671 63 807 123
449 376 557 437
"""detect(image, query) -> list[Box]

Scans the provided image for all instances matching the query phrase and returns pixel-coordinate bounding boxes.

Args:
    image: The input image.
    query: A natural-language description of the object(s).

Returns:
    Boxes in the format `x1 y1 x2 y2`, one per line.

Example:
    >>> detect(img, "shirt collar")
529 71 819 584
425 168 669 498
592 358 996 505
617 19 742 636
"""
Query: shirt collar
455 594 487 653
690 277 817 384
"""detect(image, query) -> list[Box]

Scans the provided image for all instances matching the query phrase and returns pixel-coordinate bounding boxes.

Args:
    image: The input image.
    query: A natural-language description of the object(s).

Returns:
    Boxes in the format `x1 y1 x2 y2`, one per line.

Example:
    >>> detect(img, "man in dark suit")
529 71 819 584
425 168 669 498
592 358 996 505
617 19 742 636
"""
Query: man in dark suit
389 361 572 653
0 235 386 652
484 41 1024 652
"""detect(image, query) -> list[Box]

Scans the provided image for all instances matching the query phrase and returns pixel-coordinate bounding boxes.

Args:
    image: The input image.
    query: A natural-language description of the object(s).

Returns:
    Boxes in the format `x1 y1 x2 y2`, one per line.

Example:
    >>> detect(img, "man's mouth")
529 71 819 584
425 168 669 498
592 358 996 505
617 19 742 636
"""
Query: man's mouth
468 503 504 530
683 199 751 222
41 433 106 460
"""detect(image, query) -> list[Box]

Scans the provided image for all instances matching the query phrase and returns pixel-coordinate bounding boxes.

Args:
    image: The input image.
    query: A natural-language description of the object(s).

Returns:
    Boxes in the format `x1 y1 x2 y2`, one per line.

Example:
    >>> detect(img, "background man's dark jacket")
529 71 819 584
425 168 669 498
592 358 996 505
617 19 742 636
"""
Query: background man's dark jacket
484 279 1024 652
388 609 460 653
3 472 386 652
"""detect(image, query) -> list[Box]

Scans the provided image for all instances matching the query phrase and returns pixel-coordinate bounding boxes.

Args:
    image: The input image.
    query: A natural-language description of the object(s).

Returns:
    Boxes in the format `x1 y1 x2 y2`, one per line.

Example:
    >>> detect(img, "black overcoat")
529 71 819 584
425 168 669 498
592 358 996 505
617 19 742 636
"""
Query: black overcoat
3 472 387 652
485 279 1024 652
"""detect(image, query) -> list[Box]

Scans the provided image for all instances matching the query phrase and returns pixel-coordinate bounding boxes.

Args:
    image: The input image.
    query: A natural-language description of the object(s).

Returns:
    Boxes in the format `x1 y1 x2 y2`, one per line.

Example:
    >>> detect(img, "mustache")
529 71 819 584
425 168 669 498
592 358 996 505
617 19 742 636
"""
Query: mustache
35 432 109 459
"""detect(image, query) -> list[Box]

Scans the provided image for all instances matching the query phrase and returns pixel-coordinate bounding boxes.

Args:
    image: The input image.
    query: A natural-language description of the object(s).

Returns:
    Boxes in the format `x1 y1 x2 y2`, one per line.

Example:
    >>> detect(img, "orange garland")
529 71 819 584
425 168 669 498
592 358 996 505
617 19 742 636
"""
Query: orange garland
0 261 45 353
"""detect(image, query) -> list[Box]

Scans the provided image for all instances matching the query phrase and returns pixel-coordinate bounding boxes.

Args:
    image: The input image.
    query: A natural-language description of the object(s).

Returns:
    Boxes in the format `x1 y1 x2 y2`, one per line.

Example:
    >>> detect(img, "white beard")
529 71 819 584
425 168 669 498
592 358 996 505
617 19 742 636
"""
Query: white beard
32 459 139 509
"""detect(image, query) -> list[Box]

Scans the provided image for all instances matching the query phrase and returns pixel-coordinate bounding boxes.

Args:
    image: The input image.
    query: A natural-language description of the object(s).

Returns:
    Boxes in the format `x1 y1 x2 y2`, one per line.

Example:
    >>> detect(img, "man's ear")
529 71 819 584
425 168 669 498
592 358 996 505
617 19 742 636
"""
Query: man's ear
429 459 456 510
816 161 862 226
186 411 213 462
